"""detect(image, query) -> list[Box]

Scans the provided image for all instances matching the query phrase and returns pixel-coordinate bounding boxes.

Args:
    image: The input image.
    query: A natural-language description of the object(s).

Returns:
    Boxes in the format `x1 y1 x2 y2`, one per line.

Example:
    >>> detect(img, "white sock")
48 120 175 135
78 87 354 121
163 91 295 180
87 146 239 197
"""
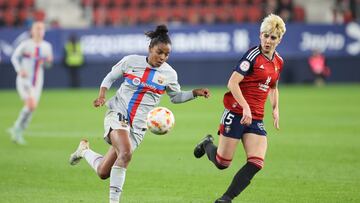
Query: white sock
83 149 103 173
14 106 33 130
109 166 126 203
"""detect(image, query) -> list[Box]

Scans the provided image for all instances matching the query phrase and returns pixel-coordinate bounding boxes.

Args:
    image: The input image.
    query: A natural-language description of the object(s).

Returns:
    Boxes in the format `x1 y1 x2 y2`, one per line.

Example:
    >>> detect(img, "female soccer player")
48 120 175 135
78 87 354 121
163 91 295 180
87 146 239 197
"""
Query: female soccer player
8 21 53 145
193 14 286 203
69 25 210 203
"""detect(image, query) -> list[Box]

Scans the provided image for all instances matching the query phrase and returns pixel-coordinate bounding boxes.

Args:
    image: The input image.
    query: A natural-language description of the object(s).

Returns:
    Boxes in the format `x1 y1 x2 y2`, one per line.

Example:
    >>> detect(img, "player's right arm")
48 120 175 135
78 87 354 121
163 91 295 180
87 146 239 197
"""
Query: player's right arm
93 57 128 107
229 48 258 125
94 87 107 107
11 42 27 77
227 72 252 126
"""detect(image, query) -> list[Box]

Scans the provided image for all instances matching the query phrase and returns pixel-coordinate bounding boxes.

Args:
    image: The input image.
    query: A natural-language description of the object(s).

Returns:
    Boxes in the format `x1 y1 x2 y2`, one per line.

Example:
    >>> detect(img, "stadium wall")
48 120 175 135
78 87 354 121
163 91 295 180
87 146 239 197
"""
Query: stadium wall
1 23 360 88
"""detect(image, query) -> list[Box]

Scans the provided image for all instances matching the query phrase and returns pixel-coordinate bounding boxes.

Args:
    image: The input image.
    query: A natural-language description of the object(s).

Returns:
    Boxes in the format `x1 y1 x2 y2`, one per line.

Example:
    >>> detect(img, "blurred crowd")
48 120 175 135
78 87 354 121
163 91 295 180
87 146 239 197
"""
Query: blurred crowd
0 0 359 28
0 0 41 27
85 0 306 26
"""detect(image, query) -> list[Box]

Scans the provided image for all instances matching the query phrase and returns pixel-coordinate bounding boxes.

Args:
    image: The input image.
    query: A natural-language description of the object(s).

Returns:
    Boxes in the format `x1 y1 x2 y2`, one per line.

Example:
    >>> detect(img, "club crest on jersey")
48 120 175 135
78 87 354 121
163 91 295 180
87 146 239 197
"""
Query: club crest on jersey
275 66 278 72
225 125 231 133
257 122 265 131
157 76 165 84
239 61 250 72
260 64 265 69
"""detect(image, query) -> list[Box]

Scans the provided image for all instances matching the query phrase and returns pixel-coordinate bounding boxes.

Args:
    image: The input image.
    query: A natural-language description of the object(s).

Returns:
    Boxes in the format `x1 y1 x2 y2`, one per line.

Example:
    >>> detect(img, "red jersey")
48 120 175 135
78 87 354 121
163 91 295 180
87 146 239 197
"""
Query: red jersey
223 46 284 120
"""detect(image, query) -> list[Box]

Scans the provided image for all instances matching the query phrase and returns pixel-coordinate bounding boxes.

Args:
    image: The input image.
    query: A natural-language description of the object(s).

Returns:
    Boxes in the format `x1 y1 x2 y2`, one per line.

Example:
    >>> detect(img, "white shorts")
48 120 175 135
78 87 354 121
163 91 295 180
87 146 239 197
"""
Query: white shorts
103 110 146 151
16 77 43 102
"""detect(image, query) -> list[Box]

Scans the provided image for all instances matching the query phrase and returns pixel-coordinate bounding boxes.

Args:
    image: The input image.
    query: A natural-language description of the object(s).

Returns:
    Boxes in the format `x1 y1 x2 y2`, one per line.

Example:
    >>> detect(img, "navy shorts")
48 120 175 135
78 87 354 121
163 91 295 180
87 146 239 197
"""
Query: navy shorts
218 109 267 139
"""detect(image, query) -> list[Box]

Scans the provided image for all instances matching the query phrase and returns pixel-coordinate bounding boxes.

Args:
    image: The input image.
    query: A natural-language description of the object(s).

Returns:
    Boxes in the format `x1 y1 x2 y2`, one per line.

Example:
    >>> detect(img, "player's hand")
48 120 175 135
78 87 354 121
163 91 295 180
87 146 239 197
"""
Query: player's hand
45 56 53 66
46 55 53 63
18 70 28 78
193 88 211 98
93 97 106 107
272 108 280 130
240 105 252 126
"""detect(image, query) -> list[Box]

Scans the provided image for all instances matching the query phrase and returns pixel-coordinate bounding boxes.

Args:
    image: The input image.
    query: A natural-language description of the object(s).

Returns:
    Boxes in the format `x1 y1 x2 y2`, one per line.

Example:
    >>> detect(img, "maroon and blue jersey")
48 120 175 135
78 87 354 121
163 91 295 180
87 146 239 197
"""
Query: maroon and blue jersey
223 46 284 120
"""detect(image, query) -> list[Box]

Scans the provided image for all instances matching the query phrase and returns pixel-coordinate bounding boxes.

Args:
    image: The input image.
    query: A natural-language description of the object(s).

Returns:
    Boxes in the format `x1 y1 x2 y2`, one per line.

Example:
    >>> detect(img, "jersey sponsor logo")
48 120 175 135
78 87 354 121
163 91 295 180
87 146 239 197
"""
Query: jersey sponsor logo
132 76 164 91
124 73 165 94
239 61 250 72
258 76 271 92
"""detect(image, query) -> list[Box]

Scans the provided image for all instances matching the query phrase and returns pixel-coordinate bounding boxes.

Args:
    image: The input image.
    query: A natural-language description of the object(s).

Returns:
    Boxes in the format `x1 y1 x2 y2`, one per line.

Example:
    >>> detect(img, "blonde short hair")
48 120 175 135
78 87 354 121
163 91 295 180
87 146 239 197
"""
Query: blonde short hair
260 14 286 39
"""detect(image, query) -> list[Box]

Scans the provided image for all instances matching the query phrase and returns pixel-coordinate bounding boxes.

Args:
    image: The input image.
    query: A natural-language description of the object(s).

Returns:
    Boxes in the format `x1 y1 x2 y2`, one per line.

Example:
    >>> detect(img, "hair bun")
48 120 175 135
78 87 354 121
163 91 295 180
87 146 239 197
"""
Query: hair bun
145 24 171 46
155 25 168 36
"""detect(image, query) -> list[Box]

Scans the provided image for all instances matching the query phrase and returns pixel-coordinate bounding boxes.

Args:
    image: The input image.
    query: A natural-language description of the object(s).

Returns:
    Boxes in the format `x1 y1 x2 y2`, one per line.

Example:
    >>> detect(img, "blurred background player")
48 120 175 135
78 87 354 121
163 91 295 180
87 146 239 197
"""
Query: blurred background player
308 49 331 86
193 14 286 203
64 33 84 88
69 25 210 203
8 21 53 145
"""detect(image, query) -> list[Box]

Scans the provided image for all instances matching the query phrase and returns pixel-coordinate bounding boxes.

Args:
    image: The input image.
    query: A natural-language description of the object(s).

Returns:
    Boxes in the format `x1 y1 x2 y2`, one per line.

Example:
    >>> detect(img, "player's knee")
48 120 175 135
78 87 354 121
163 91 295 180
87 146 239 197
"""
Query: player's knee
215 153 231 170
28 105 36 111
26 98 37 111
97 170 110 180
118 150 132 164
95 165 110 180
247 156 264 169
26 102 37 111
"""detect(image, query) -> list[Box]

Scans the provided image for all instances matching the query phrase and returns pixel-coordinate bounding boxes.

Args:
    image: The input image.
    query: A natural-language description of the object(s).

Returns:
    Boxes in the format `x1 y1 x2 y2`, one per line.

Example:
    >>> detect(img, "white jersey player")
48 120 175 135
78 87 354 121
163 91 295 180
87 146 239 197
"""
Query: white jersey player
69 25 210 203
8 21 53 145
101 54 197 147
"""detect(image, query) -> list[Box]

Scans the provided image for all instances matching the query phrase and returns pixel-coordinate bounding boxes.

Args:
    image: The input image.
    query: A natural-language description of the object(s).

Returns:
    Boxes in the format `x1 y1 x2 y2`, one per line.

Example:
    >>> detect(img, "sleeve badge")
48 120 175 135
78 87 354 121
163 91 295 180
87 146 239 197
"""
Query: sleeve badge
239 61 250 72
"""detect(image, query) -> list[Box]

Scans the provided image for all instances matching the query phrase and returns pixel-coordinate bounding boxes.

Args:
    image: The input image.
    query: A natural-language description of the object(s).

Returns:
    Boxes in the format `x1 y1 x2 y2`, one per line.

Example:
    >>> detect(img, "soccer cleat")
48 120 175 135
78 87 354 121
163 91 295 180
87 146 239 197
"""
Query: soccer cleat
214 196 232 203
8 127 26 145
69 139 89 165
193 134 214 158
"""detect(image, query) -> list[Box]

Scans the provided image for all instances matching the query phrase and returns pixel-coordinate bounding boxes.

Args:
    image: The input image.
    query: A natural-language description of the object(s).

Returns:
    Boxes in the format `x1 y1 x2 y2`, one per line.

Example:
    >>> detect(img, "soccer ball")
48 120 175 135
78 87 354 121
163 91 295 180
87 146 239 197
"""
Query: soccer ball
146 107 175 135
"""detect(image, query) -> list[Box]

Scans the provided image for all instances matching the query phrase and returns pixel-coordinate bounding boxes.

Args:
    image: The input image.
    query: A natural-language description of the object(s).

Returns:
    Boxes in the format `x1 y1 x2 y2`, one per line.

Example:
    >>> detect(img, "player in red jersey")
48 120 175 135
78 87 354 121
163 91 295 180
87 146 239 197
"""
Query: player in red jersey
194 14 286 203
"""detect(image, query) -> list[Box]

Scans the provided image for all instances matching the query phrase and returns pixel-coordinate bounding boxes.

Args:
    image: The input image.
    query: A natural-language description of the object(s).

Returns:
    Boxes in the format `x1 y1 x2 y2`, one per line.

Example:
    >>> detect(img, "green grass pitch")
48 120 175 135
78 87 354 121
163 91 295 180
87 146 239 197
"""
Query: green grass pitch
0 85 360 203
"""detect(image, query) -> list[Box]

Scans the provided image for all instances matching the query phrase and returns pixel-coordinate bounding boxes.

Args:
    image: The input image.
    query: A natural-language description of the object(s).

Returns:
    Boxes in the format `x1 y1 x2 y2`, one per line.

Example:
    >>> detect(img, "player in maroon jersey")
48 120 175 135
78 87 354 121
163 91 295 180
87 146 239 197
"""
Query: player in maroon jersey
194 14 286 203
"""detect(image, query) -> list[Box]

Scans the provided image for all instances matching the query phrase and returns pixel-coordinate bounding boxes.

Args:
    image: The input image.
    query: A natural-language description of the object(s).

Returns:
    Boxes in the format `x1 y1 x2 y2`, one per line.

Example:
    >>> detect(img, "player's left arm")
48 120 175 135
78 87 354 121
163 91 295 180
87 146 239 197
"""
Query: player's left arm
44 43 54 69
166 71 210 104
269 81 280 130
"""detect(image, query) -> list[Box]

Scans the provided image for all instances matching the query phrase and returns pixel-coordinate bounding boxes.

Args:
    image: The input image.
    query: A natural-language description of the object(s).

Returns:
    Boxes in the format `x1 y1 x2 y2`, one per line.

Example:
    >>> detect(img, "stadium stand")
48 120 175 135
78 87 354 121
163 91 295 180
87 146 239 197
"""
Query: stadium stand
0 0 36 27
0 0 359 28
82 0 307 26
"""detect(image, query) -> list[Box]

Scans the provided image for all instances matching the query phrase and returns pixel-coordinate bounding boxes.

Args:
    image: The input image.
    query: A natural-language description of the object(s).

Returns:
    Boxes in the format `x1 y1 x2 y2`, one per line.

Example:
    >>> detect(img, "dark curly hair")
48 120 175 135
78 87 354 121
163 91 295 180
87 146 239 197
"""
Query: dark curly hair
145 24 171 48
